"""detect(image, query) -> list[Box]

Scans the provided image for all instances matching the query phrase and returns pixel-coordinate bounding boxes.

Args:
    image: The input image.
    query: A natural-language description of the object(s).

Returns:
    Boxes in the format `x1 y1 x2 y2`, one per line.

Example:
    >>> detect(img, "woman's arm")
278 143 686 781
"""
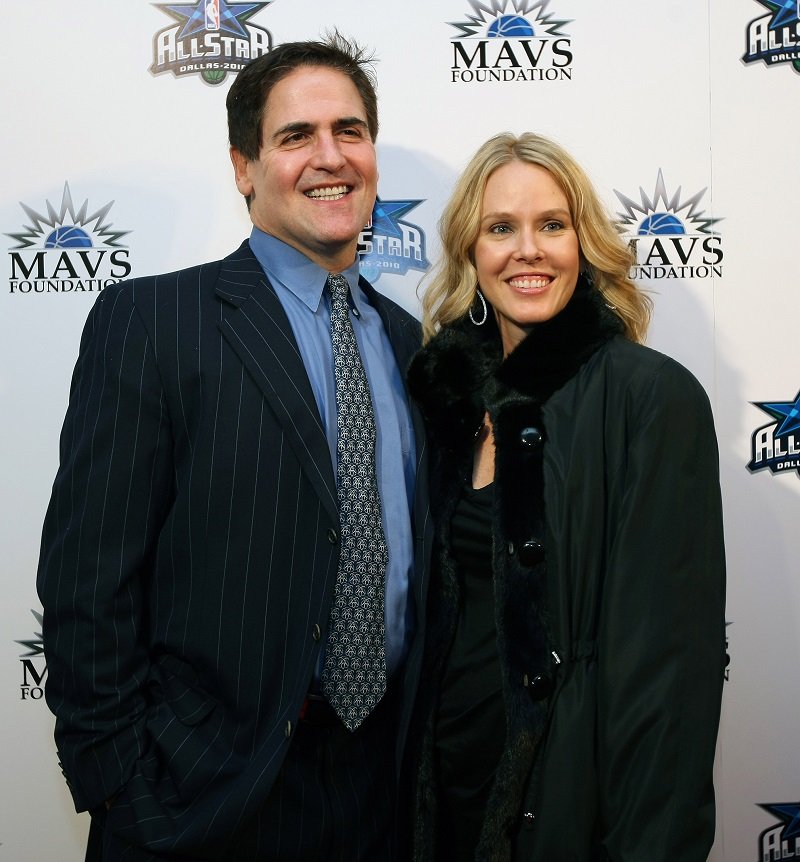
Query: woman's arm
596 358 726 861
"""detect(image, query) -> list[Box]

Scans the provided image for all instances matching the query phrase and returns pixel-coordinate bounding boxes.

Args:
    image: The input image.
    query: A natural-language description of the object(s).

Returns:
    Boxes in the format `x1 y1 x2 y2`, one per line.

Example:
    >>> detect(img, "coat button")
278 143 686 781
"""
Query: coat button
519 426 543 448
285 721 293 738
522 811 535 830
327 528 338 544
507 541 515 556
518 539 545 566
312 624 322 641
525 672 554 701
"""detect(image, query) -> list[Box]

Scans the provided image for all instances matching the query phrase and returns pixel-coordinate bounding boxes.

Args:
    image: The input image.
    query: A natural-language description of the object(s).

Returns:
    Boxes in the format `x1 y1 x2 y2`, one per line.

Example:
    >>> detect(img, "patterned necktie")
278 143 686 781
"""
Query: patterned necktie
322 273 388 731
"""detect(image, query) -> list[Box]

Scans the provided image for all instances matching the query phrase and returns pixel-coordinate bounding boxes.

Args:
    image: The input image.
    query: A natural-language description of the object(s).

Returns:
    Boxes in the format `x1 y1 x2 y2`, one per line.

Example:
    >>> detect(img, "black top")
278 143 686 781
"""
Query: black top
434 480 505 859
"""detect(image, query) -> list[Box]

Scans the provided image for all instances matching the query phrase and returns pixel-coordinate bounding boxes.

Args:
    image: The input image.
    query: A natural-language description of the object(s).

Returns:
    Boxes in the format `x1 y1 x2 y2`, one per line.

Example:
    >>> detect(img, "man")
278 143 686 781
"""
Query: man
37 34 430 862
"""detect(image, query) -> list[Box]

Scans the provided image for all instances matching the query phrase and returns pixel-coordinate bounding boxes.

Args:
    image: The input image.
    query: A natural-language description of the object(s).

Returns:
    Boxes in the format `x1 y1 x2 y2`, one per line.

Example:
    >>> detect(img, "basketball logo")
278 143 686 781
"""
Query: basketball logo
638 213 685 236
203 69 226 85
487 15 535 38
44 226 93 248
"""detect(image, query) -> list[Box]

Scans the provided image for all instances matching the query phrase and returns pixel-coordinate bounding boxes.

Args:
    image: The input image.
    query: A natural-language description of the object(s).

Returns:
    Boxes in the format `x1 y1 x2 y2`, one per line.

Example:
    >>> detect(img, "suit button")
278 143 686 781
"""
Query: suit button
507 541 515 556
327 528 338 544
519 426 543 448
525 672 553 701
312 624 322 641
285 721 293 738
518 539 545 566
522 811 535 830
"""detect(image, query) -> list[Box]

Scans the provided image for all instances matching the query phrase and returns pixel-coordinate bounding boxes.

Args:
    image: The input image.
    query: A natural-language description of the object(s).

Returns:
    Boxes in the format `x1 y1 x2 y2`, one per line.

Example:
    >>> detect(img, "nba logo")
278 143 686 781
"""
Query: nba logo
205 0 220 30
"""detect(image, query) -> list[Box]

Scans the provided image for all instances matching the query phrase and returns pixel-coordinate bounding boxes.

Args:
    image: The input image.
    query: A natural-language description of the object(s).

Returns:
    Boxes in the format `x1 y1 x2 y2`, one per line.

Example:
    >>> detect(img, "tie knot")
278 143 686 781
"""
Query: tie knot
327 273 350 300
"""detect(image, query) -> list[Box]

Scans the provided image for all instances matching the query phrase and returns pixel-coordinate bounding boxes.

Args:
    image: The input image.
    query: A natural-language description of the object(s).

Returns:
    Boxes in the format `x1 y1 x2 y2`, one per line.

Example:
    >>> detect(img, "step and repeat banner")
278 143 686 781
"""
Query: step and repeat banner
2 1 798 860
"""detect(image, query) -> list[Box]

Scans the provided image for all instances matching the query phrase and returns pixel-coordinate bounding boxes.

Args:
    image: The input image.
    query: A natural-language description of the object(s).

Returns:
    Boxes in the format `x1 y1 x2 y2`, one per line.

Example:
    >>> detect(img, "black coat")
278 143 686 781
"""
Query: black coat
407 282 726 861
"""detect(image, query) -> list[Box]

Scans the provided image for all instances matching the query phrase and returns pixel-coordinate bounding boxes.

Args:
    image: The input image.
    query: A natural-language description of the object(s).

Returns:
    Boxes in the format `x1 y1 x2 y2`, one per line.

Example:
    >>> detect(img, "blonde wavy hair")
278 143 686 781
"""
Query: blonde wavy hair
420 132 651 343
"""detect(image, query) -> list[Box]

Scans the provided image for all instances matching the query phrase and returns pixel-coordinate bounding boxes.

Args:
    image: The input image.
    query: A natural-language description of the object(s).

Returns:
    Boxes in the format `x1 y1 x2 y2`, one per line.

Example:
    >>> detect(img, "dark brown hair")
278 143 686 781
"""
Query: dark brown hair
227 31 378 161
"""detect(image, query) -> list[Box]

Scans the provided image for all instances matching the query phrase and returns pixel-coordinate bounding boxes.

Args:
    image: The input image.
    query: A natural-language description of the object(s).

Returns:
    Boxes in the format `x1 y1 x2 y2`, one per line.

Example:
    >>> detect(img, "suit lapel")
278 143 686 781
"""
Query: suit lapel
215 243 338 524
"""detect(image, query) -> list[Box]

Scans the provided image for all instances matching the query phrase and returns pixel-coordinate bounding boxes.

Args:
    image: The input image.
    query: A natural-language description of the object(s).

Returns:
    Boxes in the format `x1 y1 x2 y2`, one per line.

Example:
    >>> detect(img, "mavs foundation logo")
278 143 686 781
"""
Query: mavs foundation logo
16 610 46 702
614 171 724 281
743 1 800 74
449 0 573 83
6 183 132 296
747 390 800 477
151 0 272 86
758 802 800 860
358 196 429 283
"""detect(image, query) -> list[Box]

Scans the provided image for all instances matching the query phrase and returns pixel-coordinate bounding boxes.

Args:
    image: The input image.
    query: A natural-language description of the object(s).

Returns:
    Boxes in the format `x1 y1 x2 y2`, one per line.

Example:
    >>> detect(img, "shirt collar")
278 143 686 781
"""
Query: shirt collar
249 227 365 314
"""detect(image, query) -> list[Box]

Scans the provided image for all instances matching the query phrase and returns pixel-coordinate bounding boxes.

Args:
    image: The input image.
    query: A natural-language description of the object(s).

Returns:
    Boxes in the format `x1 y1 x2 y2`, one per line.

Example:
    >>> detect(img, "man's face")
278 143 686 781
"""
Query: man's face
230 65 378 272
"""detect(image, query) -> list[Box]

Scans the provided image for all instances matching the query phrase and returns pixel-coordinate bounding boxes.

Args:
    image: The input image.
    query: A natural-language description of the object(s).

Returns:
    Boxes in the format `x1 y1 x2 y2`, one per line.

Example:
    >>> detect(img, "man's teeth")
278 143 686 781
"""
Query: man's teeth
305 186 349 200
509 277 550 289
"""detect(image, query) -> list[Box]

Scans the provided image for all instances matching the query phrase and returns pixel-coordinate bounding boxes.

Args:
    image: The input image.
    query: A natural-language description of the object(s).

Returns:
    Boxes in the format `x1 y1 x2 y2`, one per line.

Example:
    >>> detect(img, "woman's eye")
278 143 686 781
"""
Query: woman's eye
490 224 511 234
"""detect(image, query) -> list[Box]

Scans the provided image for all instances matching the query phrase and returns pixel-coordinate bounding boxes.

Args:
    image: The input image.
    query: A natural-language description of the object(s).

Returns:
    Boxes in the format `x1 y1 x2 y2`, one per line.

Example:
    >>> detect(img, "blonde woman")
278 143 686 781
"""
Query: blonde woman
408 132 726 861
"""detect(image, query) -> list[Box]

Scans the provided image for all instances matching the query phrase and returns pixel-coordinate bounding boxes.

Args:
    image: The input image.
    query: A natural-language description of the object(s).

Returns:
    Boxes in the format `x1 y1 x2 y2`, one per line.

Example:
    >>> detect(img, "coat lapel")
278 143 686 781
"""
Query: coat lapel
215 242 338 524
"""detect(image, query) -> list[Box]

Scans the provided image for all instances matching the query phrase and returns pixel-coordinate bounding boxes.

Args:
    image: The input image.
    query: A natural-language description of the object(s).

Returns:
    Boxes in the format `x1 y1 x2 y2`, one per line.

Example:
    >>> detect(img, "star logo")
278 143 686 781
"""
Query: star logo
615 170 720 237
753 391 800 437
15 610 44 658
370 198 423 239
358 196 430 283
760 802 800 847
743 0 800 74
755 0 799 29
155 0 267 40
449 0 570 40
747 388 800 478
150 0 272 85
5 182 128 251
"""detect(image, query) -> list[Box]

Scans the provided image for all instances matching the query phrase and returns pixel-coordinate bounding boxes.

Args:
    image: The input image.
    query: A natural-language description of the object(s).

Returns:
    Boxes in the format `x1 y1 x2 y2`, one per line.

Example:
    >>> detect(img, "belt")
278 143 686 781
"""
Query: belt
299 693 341 728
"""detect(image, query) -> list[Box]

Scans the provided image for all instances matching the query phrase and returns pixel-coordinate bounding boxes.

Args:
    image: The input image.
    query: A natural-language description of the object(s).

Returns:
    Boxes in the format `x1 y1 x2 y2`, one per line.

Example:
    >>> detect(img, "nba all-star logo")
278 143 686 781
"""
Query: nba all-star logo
16 610 46 702
358 197 430 283
614 170 724 281
743 0 800 74
151 0 272 86
758 802 800 860
747 390 800 477
5 183 132 295
448 0 573 83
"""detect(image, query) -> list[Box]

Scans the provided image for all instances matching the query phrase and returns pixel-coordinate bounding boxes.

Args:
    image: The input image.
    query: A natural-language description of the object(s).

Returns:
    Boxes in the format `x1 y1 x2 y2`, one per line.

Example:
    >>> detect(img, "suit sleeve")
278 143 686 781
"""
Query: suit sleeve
37 284 174 813
596 357 726 861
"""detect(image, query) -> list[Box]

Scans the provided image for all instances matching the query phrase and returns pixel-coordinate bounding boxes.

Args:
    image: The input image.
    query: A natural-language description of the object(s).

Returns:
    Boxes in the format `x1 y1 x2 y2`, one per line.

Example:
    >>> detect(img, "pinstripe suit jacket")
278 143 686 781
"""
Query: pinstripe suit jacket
37 240 432 856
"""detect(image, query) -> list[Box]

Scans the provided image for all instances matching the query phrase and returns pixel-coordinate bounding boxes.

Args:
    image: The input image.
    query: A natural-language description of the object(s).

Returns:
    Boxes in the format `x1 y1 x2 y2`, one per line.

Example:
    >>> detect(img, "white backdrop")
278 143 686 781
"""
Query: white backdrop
2 2 799 860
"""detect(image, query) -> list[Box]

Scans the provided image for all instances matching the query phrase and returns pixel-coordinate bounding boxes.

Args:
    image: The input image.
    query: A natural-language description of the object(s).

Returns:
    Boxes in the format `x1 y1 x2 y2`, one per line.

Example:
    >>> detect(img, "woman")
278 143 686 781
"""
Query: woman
407 132 726 861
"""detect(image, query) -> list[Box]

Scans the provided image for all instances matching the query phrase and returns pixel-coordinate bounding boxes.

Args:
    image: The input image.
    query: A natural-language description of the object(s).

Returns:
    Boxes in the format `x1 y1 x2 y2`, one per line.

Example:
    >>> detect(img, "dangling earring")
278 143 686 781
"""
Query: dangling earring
583 268 617 310
469 288 487 326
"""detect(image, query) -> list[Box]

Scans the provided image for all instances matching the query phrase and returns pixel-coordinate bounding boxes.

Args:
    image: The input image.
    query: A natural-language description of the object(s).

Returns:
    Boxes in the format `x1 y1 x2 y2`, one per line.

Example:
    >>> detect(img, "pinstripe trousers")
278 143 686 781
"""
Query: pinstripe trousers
86 687 400 862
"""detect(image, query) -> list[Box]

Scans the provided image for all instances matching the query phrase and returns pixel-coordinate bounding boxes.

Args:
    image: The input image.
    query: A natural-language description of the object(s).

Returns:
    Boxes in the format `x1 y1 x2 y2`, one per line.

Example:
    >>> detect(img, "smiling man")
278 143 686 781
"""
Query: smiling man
37 35 431 862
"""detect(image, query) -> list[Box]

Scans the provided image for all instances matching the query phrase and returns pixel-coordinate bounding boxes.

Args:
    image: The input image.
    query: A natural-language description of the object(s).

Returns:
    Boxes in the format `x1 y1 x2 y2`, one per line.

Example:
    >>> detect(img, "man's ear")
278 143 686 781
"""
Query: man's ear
230 147 254 199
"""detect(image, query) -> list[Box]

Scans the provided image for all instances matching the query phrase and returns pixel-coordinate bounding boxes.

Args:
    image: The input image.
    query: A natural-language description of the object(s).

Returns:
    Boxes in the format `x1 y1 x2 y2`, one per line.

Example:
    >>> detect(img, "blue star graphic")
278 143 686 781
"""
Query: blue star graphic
760 803 800 840
157 1 267 40
756 0 799 28
754 390 800 436
369 197 424 240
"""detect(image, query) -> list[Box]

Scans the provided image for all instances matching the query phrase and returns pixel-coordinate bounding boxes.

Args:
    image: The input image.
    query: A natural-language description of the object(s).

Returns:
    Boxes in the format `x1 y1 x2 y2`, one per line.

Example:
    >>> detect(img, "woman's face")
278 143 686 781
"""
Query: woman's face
473 160 580 355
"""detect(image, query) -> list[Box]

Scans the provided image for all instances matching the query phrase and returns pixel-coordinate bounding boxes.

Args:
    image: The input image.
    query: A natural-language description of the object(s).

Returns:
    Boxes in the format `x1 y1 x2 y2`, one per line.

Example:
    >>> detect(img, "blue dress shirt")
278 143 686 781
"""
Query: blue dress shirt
248 227 416 681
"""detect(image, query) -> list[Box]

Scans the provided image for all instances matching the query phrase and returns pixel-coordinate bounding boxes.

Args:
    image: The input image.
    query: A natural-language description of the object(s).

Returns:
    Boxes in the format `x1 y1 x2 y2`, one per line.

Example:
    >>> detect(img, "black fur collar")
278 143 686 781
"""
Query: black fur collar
407 278 623 445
